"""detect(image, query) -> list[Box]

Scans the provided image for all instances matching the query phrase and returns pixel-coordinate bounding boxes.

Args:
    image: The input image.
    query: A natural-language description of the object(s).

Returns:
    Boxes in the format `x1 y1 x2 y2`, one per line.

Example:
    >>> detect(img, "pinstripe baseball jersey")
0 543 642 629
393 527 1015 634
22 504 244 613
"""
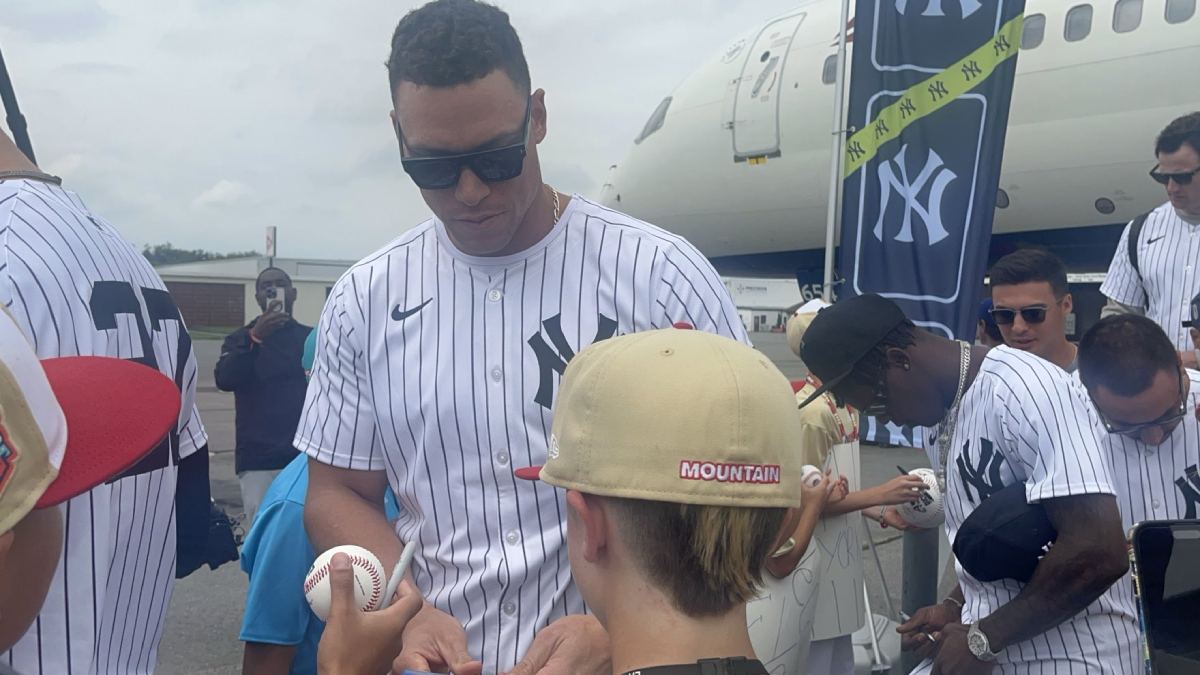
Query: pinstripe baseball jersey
0 177 206 675
295 195 747 670
930 346 1139 674
1102 202 1200 350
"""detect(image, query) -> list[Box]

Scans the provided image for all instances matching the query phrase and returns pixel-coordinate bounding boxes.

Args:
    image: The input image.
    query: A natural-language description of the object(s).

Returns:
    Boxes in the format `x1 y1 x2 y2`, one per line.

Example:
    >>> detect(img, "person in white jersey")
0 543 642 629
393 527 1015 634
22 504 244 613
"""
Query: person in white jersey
1102 111 1200 367
0 127 207 675
798 294 1137 674
296 1 746 673
1078 314 1200 552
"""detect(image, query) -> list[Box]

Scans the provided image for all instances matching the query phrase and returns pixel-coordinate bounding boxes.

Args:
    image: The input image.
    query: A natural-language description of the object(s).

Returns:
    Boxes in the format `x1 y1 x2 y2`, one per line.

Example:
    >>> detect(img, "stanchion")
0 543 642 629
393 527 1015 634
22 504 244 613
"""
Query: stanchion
900 527 940 674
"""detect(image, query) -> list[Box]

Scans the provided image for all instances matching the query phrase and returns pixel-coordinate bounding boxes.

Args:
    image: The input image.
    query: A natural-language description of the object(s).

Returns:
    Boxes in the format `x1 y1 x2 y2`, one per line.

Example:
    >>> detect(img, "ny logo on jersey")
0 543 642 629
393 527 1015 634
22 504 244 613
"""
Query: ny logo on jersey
1175 464 1200 519
957 437 1005 505
528 313 618 409
873 145 956 246
895 0 982 19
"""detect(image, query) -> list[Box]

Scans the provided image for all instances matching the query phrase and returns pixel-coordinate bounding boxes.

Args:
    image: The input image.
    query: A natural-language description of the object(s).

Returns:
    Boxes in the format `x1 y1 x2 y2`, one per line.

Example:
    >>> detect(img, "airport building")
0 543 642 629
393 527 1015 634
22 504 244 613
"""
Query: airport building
155 257 353 329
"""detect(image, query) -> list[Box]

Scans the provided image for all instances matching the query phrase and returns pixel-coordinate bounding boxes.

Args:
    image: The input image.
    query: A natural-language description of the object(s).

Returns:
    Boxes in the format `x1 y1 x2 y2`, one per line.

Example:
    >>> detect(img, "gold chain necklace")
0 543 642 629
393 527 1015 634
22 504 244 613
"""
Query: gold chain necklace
546 184 561 222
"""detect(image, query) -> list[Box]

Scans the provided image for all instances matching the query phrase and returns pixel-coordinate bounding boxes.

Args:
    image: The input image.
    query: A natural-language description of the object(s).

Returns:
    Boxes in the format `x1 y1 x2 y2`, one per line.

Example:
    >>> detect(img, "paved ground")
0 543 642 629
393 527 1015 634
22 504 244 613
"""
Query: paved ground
156 332 935 674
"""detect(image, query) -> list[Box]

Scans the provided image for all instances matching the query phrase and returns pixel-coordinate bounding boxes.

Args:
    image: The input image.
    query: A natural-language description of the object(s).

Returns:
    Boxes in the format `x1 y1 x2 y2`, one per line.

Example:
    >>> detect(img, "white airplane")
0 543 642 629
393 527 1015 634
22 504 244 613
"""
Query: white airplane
599 0 1200 279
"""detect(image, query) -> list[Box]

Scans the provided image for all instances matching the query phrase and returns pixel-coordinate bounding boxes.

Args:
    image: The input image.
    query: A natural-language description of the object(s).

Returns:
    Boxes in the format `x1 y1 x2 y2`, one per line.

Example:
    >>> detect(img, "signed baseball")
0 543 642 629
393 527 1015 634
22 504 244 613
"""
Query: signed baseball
303 545 386 621
800 464 823 488
895 468 944 528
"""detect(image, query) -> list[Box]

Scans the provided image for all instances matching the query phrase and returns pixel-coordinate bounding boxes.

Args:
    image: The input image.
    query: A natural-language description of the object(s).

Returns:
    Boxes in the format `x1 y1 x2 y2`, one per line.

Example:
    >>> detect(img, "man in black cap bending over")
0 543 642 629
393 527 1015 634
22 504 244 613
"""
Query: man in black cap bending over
798 295 1136 674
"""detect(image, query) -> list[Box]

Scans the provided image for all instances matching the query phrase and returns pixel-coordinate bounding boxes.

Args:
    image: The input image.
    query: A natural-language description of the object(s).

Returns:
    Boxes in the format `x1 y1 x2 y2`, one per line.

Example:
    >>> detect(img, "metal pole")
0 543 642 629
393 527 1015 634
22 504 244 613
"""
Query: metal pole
0 45 36 164
900 527 940 674
821 0 852 303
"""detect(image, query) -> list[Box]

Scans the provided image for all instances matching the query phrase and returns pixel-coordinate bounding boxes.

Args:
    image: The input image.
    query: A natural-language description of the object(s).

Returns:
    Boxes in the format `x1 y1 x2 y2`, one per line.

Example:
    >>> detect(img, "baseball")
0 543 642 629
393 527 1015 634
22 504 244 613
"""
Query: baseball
304 545 387 621
895 468 945 529
800 464 823 488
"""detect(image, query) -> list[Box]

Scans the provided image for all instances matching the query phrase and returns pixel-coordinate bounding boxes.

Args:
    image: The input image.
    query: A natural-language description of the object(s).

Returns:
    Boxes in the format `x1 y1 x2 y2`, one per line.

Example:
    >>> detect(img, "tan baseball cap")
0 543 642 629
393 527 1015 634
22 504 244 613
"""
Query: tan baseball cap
785 298 830 358
515 329 804 508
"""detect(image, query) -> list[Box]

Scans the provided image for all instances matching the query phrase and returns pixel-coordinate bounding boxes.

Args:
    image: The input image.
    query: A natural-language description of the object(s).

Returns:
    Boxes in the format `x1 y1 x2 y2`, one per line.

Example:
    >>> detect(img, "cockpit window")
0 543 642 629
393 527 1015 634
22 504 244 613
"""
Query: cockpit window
635 97 672 144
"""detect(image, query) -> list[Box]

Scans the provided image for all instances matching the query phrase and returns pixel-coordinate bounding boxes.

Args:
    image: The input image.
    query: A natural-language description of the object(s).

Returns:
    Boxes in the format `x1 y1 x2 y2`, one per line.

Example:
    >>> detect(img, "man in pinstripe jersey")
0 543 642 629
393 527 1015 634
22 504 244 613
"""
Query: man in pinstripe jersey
297 1 747 673
1102 112 1200 368
0 127 207 675
799 295 1137 675
1078 315 1200 598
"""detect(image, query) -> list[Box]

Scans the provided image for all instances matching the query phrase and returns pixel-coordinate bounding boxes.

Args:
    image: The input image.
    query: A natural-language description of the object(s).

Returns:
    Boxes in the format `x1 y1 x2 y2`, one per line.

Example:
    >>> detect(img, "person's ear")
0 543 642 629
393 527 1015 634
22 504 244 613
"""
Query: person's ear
531 89 547 145
884 347 911 372
566 491 607 563
1061 293 1073 315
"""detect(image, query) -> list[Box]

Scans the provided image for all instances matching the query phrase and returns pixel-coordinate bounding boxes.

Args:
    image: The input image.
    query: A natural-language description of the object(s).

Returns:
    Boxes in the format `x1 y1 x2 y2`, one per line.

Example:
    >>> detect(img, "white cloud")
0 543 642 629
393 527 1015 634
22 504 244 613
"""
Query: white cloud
192 179 252 208
0 0 801 257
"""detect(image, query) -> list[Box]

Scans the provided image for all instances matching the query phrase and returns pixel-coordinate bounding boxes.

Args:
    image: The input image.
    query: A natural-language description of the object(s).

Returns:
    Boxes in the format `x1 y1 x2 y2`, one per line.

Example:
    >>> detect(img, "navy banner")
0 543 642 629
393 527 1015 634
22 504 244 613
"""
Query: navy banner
838 0 1026 339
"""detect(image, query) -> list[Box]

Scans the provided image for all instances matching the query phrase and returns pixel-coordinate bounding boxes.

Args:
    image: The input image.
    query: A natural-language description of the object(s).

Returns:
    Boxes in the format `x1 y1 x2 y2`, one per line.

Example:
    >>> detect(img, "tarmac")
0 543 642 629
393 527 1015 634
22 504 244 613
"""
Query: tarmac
155 330 931 675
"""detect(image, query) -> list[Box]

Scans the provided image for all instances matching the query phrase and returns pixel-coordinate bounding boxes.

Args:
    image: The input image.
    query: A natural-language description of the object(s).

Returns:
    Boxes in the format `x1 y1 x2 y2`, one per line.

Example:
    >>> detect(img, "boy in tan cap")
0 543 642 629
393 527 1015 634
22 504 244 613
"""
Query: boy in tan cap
514 327 812 675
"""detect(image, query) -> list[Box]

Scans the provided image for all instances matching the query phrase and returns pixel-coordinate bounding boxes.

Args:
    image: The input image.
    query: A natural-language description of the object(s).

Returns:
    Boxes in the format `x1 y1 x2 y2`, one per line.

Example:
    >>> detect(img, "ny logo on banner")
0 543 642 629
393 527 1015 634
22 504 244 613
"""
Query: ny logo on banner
528 313 618 409
957 437 1005 505
1176 464 1200 519
895 0 983 18
873 144 956 245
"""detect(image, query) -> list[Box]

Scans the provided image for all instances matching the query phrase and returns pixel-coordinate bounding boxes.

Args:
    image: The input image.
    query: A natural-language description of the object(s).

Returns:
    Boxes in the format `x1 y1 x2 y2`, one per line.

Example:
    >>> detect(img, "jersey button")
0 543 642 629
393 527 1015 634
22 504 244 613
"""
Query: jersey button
491 367 503 382
496 450 510 466
487 289 503 302
502 601 517 616
1152 500 1161 510
505 529 521 545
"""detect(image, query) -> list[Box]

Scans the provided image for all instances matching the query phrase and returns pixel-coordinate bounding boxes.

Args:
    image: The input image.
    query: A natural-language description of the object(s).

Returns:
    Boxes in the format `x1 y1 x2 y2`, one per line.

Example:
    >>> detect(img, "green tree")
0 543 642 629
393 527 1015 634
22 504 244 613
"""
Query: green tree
142 243 259 266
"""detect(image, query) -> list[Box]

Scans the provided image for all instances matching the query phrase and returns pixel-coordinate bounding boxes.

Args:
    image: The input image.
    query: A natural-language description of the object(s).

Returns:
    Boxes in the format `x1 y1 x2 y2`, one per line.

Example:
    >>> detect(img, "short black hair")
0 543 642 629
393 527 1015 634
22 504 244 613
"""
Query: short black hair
980 317 1002 343
256 266 290 286
835 320 918 398
989 247 1068 298
1156 111 1200 157
1078 315 1178 397
386 0 531 95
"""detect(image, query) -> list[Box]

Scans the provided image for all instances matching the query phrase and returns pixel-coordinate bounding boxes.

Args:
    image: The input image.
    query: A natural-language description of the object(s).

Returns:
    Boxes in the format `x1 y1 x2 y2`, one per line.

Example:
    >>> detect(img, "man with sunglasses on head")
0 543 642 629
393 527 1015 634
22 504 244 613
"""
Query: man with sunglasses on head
1077 315 1200 571
1102 111 1200 368
989 248 1078 372
296 1 746 674
799 294 1137 675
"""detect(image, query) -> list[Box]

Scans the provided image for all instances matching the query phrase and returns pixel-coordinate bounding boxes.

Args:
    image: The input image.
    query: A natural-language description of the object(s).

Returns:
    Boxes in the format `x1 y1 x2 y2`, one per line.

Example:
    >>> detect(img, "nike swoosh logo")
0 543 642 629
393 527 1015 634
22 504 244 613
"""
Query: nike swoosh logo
1148 235 1166 244
391 298 433 321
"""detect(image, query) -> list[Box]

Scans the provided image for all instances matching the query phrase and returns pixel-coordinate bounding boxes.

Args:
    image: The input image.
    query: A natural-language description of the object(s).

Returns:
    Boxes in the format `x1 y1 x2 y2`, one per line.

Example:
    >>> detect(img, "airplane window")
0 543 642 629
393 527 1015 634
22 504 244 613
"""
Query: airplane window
1114 0 1143 32
822 54 837 85
634 97 672 145
1166 0 1196 23
1021 14 1046 48
1065 4 1093 42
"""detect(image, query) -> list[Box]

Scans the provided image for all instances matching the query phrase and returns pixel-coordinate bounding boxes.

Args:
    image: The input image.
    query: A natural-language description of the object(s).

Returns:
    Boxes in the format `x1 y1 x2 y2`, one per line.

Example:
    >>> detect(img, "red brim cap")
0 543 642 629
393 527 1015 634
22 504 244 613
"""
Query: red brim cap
35 357 181 508
514 466 543 481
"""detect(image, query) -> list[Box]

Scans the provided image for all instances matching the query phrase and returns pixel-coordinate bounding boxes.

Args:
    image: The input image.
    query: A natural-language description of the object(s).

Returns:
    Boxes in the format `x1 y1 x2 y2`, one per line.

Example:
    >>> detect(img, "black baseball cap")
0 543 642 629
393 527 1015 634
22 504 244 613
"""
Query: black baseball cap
797 294 908 409
1182 291 1200 329
952 482 1058 583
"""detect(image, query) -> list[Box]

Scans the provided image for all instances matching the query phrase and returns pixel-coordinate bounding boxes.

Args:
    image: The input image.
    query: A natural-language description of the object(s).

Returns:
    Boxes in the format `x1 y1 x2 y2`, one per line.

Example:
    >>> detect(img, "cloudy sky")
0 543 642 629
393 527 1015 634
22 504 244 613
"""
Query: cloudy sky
1 0 803 260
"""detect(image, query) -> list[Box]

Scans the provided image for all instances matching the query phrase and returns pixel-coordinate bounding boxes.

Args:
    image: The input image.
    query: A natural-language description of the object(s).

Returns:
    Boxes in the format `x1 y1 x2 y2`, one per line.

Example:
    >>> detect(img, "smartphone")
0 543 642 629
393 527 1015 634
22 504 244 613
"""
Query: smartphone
1129 520 1200 673
263 286 283 313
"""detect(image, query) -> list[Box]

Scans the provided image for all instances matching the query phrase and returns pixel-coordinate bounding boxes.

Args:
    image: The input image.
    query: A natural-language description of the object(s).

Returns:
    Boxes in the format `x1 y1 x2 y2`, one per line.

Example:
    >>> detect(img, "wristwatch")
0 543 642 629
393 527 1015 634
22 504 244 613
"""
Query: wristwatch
967 623 1000 662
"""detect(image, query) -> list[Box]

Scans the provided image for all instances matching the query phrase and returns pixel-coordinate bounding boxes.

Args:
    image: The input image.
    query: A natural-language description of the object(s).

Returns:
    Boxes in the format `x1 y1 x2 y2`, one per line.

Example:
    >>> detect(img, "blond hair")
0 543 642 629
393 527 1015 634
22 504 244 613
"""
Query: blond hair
608 497 785 617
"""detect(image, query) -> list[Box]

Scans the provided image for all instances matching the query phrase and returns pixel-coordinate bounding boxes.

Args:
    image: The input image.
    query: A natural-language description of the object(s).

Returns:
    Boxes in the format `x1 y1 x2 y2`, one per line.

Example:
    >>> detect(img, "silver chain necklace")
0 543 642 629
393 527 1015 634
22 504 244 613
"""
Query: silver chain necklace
935 340 972 486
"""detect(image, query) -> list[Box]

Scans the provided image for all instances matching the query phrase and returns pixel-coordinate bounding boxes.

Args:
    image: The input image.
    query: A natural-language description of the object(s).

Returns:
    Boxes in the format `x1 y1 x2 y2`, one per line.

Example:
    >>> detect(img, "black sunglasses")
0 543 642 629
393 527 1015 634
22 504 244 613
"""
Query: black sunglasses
1098 369 1189 438
990 305 1048 326
1149 164 1200 187
395 98 532 190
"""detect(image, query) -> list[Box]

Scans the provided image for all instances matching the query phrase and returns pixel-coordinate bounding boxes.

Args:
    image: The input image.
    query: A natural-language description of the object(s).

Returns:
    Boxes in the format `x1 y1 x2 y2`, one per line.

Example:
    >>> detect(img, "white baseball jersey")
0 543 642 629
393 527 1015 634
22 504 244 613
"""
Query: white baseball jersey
0 178 206 675
1097 369 1200 529
926 346 1139 674
295 195 747 670
1102 202 1200 350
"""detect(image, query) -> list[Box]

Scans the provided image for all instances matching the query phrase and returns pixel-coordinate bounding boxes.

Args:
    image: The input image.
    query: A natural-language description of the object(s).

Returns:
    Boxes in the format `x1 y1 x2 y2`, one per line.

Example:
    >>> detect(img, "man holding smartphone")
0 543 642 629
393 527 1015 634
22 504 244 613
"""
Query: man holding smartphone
216 267 312 526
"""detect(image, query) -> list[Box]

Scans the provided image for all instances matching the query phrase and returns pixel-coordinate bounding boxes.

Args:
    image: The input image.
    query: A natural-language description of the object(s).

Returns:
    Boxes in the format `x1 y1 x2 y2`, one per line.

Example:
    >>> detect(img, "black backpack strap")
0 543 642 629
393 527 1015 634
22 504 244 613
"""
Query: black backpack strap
1127 211 1150 277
